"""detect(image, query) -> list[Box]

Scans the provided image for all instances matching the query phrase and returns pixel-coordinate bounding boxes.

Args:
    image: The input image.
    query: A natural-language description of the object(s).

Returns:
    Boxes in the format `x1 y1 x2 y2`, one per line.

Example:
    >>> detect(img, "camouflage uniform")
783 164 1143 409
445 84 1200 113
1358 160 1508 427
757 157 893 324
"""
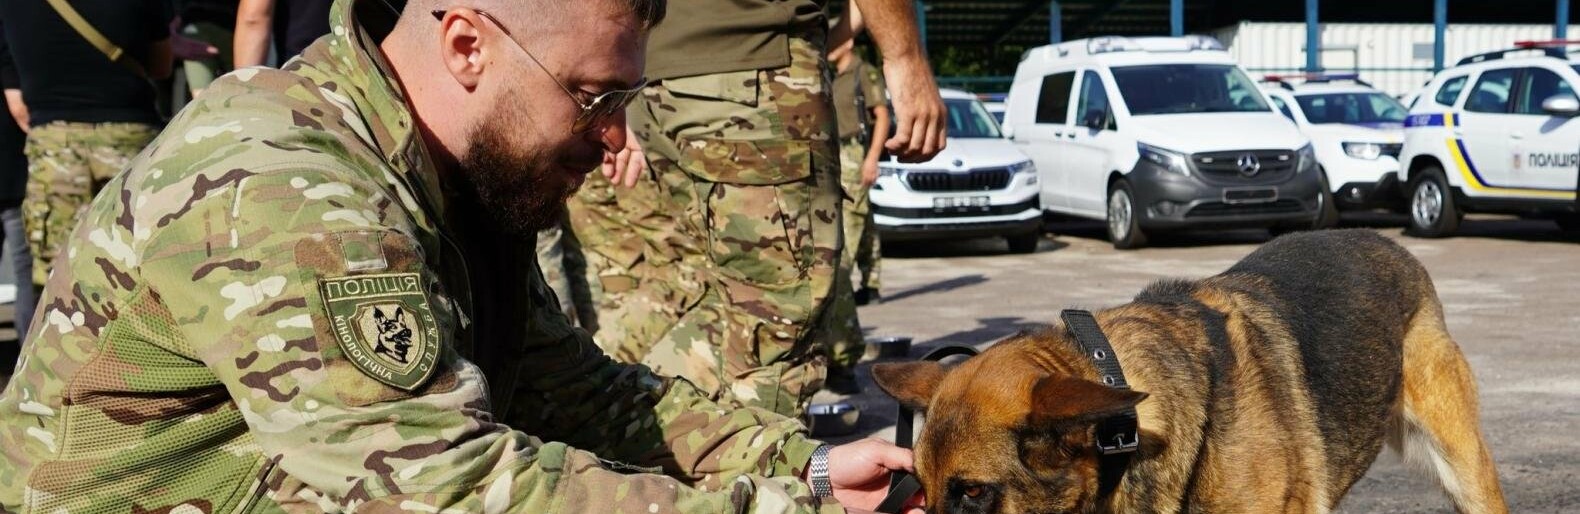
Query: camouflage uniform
618 28 843 418
535 214 597 330
0 1 840 512
827 55 888 377
22 121 158 286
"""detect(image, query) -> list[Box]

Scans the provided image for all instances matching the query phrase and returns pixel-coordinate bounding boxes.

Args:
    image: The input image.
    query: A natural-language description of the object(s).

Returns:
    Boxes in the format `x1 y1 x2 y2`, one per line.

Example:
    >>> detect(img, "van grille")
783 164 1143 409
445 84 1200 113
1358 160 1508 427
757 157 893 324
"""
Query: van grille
1191 150 1297 185
906 169 1013 192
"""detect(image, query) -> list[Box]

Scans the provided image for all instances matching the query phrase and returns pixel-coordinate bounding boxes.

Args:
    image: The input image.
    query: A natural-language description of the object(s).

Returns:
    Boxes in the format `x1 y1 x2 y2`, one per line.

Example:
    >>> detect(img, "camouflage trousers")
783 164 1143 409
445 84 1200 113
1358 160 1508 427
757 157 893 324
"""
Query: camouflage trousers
534 213 598 331
825 136 884 377
618 35 842 417
23 121 158 286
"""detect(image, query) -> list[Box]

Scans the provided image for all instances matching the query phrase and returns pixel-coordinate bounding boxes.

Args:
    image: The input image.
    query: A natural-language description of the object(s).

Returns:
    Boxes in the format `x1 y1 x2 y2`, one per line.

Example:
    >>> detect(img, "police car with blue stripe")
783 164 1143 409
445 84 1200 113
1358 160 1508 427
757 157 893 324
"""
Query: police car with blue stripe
1399 40 1580 237
1261 74 1409 229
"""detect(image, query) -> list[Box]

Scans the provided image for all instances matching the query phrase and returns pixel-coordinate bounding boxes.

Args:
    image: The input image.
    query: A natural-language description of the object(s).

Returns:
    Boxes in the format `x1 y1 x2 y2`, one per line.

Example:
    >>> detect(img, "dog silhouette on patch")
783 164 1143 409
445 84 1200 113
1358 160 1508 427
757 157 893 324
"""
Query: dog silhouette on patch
372 306 413 364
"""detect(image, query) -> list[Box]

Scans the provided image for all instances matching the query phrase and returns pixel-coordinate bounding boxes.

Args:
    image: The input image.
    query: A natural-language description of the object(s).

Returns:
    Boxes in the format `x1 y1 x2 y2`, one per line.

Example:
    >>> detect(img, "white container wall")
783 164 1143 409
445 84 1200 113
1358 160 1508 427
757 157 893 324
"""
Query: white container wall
1212 22 1556 98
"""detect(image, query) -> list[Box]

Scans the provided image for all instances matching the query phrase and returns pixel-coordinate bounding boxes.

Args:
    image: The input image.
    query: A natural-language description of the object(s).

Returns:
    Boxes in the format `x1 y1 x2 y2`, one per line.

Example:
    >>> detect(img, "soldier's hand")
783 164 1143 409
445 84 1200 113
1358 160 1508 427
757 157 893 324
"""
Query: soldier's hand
601 126 647 187
860 158 880 187
881 58 946 163
821 438 926 513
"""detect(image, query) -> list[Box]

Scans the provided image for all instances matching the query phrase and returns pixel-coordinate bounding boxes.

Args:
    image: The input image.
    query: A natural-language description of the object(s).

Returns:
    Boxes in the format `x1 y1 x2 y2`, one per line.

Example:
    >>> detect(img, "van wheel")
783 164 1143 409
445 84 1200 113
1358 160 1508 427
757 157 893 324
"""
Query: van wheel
1406 167 1461 238
1313 172 1340 229
1006 233 1040 254
1107 180 1148 250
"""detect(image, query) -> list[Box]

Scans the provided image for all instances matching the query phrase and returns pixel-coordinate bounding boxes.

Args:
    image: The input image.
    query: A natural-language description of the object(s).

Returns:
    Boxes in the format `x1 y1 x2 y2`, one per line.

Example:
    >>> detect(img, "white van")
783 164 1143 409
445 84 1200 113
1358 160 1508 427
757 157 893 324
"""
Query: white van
872 89 1043 253
1004 36 1322 249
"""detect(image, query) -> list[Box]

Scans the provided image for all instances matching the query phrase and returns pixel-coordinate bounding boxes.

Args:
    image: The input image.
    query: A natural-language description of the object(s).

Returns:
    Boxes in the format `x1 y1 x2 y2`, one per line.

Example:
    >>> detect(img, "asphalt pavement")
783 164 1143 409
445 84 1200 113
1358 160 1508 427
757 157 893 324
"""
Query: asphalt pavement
817 212 1580 512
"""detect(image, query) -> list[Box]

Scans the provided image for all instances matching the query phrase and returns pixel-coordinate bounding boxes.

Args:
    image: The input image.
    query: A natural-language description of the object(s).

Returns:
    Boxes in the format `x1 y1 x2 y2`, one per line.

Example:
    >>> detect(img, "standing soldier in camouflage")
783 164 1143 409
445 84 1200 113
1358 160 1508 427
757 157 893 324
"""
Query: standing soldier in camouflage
597 0 946 417
0 1 924 512
822 0 892 394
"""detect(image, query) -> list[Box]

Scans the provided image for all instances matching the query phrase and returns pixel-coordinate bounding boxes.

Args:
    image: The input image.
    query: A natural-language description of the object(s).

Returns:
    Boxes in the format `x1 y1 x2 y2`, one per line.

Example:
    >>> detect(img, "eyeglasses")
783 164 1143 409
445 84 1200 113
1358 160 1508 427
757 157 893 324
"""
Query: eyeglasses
432 9 646 134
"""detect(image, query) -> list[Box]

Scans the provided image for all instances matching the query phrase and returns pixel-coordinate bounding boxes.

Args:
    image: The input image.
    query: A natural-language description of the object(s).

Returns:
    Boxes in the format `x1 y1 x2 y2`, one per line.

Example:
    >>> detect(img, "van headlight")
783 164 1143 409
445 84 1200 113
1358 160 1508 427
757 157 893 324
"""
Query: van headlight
1008 160 1036 175
1297 143 1318 172
1342 142 1382 160
1138 142 1190 176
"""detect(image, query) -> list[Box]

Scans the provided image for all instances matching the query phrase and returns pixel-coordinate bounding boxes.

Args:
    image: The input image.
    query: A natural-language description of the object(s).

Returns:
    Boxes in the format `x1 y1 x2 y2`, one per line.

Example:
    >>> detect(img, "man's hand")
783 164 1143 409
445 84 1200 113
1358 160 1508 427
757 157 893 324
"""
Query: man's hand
860 157 880 187
601 126 647 187
881 58 946 163
820 438 926 514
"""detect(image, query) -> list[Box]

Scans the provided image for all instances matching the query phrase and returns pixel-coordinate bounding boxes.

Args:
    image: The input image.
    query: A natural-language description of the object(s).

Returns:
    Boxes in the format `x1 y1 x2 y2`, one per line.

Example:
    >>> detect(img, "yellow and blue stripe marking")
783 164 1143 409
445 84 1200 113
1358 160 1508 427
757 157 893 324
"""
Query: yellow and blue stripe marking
1405 112 1578 200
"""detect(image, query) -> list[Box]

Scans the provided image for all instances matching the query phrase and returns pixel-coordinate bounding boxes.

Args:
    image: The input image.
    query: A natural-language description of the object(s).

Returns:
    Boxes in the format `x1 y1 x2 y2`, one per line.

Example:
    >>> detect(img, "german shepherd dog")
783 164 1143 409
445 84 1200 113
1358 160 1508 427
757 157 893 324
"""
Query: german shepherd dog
874 230 1506 513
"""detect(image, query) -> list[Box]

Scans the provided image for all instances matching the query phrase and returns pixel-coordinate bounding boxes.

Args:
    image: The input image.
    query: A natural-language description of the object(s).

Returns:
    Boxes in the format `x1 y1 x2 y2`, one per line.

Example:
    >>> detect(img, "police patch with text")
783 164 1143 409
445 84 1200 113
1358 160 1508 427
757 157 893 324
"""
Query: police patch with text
319 273 440 391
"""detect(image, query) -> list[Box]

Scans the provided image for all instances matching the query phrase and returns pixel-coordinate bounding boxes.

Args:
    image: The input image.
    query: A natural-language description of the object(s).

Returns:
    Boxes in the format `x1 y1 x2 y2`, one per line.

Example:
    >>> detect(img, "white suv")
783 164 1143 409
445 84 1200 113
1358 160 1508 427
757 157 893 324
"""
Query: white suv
1004 36 1321 249
1398 43 1580 237
871 89 1043 253
1261 74 1409 228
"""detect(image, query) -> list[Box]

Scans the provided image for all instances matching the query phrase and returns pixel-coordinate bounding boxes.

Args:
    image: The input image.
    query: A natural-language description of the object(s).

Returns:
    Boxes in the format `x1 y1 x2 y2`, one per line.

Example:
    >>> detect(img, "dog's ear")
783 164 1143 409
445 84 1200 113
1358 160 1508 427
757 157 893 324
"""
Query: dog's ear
1028 375 1147 427
374 307 387 322
872 361 946 412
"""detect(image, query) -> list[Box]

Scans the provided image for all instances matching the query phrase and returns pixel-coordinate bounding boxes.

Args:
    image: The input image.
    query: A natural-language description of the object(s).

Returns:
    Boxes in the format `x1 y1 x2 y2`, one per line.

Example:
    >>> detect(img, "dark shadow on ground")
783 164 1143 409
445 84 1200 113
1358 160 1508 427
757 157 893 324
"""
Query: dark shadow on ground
881 233 1069 258
878 274 989 304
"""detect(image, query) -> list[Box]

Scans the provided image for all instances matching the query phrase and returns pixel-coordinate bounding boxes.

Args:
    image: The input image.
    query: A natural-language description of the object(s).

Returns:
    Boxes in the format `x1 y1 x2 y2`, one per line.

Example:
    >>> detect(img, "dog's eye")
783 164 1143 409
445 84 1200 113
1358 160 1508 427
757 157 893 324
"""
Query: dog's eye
963 485 985 499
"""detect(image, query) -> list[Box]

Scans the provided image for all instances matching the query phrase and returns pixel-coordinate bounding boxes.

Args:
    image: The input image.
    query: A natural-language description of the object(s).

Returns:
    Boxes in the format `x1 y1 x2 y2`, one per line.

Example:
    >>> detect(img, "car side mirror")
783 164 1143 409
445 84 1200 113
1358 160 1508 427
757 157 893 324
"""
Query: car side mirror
1002 124 1016 140
1082 109 1108 131
1541 94 1580 117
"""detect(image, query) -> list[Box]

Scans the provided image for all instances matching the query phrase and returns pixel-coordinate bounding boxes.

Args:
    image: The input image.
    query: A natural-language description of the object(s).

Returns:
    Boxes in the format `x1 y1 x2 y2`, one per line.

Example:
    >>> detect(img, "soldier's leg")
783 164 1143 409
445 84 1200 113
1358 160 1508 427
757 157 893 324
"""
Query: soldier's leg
23 123 91 287
823 136 872 391
632 35 839 416
558 218 598 332
534 220 578 324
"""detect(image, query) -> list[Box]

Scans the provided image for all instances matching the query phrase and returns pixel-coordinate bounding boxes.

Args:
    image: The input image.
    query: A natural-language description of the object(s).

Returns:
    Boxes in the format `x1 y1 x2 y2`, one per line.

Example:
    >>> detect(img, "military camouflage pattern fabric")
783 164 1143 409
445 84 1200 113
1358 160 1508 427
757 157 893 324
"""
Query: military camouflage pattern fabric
568 167 701 363
535 214 597 330
0 1 840 512
622 30 842 418
22 121 159 286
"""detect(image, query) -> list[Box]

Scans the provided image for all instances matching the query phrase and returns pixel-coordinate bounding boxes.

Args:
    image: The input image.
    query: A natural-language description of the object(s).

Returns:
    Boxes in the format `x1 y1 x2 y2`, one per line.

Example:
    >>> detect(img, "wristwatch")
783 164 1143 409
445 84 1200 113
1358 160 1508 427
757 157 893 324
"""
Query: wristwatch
808 444 834 499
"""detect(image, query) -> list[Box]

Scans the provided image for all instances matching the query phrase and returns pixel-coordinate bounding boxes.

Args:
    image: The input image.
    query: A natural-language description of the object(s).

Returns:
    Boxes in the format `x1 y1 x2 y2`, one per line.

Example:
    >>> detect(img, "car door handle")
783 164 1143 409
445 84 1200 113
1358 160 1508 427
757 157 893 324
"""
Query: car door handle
1510 132 1524 140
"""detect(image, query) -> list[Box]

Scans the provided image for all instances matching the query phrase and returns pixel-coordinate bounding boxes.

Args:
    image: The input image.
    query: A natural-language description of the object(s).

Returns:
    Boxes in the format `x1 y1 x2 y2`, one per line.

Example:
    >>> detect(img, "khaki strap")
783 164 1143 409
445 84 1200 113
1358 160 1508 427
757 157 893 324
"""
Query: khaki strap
42 0 149 79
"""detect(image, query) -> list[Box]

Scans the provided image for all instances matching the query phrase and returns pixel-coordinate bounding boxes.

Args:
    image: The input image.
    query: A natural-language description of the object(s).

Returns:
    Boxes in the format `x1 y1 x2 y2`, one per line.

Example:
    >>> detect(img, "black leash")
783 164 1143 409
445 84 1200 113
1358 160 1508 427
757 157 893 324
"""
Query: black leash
875 345 979 514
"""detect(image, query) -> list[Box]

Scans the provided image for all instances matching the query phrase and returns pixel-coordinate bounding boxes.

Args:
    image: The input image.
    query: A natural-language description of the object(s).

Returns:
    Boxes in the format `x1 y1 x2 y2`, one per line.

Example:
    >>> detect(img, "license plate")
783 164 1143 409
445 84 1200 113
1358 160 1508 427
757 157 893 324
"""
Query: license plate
1223 187 1277 204
933 196 991 211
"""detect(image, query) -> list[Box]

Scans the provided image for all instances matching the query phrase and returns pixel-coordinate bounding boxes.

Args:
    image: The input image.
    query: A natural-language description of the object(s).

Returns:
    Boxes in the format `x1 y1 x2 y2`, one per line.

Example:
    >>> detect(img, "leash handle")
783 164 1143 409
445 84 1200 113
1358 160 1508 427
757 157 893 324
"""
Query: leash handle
877 345 980 514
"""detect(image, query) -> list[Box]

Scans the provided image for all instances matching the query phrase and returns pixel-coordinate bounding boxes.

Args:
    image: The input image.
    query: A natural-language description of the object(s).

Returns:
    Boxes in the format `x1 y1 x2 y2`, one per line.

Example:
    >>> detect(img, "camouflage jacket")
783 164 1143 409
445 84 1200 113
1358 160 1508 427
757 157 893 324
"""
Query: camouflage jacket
0 1 838 512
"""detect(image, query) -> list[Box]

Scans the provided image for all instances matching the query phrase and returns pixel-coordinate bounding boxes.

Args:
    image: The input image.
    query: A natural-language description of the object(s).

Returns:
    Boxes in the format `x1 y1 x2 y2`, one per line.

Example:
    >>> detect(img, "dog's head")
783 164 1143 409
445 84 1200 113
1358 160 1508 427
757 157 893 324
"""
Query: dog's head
372 306 413 363
873 335 1147 514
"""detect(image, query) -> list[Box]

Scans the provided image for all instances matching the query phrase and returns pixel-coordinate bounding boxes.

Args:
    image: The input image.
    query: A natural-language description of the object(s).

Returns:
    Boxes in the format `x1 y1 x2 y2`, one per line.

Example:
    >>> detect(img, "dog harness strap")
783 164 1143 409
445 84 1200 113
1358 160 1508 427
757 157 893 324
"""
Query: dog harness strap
878 345 981 514
1061 309 1139 497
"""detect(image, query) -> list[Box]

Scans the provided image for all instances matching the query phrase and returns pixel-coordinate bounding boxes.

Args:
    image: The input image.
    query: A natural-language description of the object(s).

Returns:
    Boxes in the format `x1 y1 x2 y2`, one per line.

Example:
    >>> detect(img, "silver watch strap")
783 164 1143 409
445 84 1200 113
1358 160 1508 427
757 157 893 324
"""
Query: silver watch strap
809 444 834 499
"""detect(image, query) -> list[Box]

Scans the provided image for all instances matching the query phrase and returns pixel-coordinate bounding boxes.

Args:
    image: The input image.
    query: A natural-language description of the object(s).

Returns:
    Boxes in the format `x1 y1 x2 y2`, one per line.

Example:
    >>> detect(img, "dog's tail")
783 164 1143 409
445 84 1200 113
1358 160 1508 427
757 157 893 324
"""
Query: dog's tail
1389 290 1508 514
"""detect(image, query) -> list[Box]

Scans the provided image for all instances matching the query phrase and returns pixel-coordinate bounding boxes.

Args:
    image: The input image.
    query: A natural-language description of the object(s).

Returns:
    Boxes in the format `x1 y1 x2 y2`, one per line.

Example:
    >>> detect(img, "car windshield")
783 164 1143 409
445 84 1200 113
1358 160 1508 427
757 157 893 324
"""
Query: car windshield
946 99 1002 138
1110 64 1270 115
1294 92 1408 124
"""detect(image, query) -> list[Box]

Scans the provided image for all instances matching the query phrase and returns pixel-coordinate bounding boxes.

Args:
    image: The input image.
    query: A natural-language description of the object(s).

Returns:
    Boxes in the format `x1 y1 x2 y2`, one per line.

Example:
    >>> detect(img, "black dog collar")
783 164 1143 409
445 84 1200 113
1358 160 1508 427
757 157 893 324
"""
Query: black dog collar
1061 309 1138 496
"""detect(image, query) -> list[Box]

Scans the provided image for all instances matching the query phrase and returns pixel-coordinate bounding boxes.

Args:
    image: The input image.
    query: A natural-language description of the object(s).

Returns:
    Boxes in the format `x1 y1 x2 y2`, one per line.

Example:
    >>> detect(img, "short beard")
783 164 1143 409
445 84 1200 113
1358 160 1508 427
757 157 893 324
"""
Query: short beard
454 118 573 237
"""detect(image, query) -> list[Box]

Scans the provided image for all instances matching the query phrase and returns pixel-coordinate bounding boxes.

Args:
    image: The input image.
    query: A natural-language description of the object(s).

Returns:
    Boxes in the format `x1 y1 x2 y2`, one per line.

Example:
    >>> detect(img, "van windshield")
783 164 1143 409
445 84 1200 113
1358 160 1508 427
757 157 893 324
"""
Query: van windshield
1110 64 1271 115
945 99 1003 138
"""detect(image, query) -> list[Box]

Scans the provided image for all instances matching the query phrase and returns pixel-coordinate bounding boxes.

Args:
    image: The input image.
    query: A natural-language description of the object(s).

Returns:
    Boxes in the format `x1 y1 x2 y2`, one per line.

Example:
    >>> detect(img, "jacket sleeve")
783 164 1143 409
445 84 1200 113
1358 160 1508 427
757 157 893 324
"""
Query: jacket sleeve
146 168 840 513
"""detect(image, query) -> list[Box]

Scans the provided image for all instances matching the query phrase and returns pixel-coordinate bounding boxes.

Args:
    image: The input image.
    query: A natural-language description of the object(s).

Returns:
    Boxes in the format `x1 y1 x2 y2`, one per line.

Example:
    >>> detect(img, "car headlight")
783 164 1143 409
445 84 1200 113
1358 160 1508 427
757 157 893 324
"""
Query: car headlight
1008 160 1036 175
1342 142 1382 160
1138 142 1189 176
878 165 903 177
1297 143 1318 172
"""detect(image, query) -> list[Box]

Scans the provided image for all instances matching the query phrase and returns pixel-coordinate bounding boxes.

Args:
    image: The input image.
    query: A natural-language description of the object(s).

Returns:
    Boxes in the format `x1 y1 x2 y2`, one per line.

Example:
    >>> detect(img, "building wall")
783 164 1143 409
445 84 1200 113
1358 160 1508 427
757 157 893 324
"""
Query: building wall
1213 22 1556 97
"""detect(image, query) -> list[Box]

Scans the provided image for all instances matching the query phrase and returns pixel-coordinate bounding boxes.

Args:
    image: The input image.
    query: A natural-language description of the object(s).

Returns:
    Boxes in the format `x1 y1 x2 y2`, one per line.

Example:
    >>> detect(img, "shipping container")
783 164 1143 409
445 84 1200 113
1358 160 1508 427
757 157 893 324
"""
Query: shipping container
1212 22 1556 97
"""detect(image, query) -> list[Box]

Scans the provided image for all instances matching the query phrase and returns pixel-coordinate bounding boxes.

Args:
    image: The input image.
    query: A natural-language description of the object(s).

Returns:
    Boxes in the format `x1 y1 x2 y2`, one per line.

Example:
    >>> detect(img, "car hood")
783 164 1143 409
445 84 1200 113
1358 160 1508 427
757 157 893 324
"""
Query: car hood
1302 122 1405 144
882 137 1028 170
1126 113 1309 153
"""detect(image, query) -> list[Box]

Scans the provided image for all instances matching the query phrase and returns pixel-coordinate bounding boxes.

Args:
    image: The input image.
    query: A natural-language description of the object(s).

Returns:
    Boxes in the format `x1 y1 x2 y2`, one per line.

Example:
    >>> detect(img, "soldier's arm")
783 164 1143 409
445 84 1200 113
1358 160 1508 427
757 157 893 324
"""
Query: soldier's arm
851 0 946 162
145 169 838 513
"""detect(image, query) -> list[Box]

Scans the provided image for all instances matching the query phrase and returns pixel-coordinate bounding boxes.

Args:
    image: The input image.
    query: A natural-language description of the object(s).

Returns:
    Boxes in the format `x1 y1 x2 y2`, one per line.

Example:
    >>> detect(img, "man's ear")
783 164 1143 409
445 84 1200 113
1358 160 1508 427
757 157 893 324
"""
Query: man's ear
1028 375 1147 427
436 9 486 89
872 361 946 413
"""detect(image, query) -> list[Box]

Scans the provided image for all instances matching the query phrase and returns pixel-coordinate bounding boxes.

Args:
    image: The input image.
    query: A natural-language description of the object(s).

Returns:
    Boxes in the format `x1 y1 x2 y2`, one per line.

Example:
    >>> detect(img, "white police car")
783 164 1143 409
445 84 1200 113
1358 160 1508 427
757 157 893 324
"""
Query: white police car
871 89 1042 253
1261 74 1409 228
1399 41 1580 237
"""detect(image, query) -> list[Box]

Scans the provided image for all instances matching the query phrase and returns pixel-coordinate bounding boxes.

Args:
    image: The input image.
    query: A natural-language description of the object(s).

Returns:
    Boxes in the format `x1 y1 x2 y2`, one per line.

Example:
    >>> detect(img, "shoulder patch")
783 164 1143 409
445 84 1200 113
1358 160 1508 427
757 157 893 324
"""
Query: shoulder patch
320 272 439 391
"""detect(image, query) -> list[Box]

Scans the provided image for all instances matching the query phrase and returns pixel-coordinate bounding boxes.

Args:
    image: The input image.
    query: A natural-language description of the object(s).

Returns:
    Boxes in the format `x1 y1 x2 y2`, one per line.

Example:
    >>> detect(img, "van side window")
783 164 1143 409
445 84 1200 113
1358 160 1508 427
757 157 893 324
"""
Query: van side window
1269 96 1297 122
1433 76 1468 107
1036 72 1075 124
1076 71 1117 130
1514 67 1576 115
1464 69 1516 113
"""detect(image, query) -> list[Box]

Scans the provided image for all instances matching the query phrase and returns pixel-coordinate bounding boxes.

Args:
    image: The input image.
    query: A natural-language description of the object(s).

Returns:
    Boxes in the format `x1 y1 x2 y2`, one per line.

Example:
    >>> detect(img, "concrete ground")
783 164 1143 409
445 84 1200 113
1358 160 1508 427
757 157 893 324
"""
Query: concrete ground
818 212 1580 512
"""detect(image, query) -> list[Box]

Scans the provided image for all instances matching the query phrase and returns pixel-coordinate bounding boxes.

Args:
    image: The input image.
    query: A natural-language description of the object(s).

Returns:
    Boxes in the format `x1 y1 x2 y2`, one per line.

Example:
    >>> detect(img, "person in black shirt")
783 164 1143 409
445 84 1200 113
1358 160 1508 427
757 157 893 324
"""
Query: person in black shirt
233 0 330 67
0 21 36 348
0 0 170 289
